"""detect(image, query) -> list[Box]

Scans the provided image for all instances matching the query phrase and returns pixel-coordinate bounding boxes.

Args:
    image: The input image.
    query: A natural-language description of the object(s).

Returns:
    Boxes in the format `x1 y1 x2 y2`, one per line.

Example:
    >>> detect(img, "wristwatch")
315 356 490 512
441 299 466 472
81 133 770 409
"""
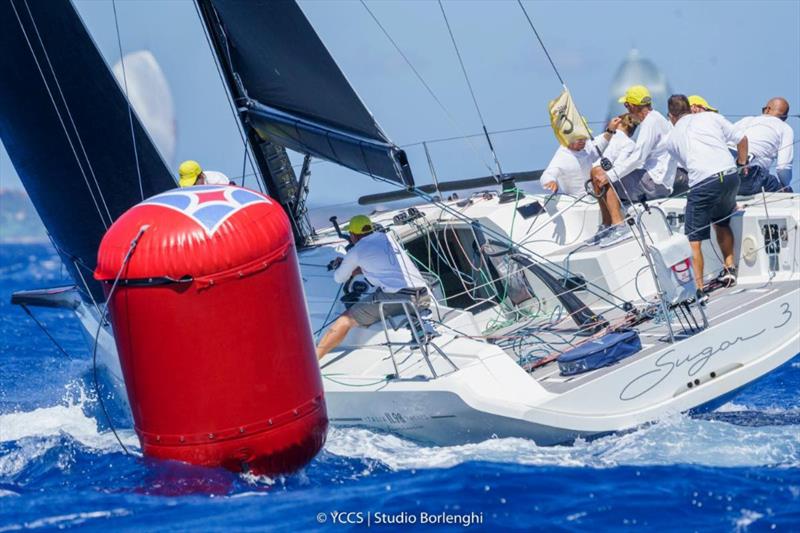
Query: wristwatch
605 129 614 135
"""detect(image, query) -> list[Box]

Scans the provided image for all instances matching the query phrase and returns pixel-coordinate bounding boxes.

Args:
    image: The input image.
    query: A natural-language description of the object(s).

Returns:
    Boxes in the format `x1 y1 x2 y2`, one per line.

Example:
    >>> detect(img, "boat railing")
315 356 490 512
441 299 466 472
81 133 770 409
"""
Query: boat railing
378 298 457 380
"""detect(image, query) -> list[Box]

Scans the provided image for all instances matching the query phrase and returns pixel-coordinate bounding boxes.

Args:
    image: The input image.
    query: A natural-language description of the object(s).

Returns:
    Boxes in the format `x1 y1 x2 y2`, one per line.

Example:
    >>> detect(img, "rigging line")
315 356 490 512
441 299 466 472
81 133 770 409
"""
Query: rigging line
20 304 74 359
516 0 564 86
93 225 149 458
192 1 263 193
11 0 109 230
359 0 496 177
111 0 144 202
23 0 114 226
437 0 504 179
401 121 604 148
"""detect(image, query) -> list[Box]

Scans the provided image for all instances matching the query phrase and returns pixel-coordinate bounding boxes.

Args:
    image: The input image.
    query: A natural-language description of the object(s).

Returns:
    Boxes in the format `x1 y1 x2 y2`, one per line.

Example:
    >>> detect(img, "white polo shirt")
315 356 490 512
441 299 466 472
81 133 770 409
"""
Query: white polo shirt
540 142 599 195
595 131 636 182
611 110 675 189
733 115 794 175
666 112 745 187
334 231 427 293
203 170 231 185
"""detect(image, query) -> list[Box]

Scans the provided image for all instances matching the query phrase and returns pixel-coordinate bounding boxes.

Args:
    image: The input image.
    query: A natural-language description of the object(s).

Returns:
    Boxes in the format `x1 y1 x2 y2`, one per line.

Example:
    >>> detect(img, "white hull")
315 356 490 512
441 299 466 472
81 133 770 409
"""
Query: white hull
75 191 800 446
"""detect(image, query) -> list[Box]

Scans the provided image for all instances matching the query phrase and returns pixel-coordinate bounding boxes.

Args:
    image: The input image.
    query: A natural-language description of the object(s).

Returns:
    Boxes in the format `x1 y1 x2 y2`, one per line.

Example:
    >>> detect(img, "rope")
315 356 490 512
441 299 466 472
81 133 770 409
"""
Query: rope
192 1 264 194
11 0 110 230
92 225 149 457
437 0 504 179
359 0 497 178
19 304 74 359
516 0 565 86
111 0 144 202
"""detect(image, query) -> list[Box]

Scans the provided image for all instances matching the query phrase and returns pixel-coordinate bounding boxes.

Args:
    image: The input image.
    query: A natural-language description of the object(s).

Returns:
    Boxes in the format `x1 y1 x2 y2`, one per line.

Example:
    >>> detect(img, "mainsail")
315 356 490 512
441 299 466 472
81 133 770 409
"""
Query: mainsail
196 0 414 194
0 0 175 302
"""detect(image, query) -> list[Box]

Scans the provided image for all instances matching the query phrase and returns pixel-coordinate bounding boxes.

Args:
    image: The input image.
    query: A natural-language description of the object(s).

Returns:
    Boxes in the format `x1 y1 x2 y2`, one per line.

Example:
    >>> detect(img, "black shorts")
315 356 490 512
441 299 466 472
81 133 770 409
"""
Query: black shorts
684 171 740 242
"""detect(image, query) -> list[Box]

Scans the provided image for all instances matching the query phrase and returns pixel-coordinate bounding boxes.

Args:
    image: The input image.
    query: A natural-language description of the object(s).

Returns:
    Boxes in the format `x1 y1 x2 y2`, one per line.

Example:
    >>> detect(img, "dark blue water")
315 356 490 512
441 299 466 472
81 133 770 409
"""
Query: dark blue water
2 243 799 532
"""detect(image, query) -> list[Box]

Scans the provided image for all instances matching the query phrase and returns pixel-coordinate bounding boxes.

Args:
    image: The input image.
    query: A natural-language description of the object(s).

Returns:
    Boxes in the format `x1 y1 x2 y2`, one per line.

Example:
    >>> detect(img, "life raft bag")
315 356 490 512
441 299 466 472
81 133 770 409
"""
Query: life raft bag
558 329 642 376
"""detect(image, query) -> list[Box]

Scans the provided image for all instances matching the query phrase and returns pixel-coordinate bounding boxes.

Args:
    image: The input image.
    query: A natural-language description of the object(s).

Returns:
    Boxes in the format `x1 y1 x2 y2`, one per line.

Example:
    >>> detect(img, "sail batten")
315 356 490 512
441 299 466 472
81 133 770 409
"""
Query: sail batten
198 0 413 188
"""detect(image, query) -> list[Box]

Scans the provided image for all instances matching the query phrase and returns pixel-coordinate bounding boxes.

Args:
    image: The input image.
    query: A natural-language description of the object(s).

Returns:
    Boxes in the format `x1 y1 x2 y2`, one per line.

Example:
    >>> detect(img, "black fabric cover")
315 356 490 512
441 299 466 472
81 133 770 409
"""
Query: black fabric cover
0 0 175 302
205 0 413 187
558 330 642 376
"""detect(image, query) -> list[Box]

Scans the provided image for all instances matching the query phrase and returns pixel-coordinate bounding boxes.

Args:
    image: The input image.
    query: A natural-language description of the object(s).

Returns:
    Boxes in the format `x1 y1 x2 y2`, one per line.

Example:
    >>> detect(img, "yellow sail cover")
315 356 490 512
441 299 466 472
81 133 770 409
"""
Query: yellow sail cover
548 89 592 146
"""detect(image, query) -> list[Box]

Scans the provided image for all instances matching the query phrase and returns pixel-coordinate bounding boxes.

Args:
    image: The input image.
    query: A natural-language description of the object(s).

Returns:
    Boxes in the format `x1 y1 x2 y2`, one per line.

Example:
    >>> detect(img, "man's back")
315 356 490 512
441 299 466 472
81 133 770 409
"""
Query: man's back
334 231 427 293
734 115 793 172
613 110 674 188
667 112 741 187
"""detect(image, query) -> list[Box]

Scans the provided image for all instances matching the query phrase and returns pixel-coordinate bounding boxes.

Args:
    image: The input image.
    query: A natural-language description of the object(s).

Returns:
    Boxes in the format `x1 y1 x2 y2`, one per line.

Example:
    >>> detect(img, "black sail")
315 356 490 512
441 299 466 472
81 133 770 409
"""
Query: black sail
198 0 414 188
0 0 175 302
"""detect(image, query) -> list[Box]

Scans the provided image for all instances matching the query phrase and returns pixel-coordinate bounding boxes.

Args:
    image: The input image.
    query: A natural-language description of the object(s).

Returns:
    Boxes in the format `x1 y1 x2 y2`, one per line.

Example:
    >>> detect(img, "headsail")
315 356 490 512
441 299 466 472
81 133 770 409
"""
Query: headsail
0 0 176 302
196 0 414 192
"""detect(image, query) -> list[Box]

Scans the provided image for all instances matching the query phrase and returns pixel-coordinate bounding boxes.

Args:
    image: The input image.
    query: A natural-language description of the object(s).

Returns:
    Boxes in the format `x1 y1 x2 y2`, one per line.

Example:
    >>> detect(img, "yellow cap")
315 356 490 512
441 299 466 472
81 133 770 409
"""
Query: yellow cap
688 95 718 112
618 85 652 106
178 160 202 187
348 214 373 235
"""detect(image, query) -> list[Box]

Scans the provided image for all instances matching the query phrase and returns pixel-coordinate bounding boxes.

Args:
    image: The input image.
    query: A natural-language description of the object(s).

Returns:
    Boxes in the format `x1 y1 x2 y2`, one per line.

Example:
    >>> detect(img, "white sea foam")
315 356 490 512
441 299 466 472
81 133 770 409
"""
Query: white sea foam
324 411 800 471
0 383 138 478
2 381 797 479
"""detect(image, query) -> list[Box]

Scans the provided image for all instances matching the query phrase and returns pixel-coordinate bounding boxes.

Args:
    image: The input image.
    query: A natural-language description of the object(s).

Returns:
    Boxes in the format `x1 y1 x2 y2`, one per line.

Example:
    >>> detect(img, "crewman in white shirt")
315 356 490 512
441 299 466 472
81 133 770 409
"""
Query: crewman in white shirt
733 97 793 194
316 214 430 359
665 95 748 293
178 160 232 187
589 85 677 247
540 138 598 196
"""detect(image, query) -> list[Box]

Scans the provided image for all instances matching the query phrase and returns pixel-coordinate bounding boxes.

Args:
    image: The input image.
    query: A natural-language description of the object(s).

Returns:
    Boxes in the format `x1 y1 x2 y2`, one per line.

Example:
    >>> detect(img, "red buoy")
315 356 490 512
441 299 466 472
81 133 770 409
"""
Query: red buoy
95 185 327 474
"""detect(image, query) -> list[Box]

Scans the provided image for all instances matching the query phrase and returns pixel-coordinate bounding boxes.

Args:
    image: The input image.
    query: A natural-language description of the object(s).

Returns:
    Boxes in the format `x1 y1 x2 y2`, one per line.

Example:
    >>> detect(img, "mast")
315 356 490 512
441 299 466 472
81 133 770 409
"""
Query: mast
196 0 312 244
195 0 414 246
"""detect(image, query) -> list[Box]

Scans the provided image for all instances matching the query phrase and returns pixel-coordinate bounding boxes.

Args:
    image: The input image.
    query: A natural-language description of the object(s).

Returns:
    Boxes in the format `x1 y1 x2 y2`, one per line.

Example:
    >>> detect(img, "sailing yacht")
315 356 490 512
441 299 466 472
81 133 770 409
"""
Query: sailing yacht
2 0 798 447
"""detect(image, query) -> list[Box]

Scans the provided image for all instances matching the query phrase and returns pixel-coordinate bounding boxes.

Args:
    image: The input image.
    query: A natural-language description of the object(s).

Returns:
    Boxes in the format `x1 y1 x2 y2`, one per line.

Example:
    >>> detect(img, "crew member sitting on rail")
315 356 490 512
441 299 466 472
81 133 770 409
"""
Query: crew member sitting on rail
540 137 598 196
178 160 231 187
732 97 794 194
316 215 430 359
589 85 676 247
665 94 748 294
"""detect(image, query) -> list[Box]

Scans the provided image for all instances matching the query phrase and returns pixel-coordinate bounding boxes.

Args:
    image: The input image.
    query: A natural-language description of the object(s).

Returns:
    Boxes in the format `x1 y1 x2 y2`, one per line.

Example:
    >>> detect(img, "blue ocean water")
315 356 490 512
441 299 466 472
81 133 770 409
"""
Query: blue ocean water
1 243 798 532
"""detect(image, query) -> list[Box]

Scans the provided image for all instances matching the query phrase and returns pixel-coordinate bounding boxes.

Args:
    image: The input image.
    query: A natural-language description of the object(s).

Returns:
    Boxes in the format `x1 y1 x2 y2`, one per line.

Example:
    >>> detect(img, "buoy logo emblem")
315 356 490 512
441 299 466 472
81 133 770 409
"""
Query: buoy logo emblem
142 185 271 235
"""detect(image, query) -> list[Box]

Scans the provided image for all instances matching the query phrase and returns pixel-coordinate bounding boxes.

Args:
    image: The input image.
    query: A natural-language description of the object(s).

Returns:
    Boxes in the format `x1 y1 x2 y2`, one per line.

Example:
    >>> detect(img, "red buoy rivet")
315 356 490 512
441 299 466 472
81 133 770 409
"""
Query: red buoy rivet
156 435 161 442
268 419 273 426
238 272 244 278
293 409 299 416
239 427 245 434
208 433 215 439
179 436 185 443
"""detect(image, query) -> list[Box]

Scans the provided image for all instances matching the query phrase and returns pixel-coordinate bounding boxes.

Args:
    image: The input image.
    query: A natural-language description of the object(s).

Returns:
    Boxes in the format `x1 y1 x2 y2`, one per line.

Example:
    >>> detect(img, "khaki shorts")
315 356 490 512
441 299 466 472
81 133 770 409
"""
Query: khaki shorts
347 289 431 327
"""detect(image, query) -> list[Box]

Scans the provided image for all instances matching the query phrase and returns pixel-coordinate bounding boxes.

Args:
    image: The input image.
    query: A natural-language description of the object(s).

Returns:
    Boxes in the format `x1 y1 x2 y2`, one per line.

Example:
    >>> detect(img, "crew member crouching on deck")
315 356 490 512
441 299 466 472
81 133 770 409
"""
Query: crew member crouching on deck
316 215 430 359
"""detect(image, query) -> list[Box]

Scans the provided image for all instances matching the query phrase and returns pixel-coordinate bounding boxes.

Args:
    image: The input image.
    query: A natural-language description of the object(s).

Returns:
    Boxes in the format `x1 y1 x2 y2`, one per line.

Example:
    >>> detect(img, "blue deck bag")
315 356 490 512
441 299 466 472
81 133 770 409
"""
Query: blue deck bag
558 330 642 376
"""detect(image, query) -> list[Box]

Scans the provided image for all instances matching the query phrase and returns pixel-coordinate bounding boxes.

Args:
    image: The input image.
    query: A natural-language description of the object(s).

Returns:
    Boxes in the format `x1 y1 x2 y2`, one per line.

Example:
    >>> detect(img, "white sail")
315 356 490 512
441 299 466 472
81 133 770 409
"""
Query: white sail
113 50 177 165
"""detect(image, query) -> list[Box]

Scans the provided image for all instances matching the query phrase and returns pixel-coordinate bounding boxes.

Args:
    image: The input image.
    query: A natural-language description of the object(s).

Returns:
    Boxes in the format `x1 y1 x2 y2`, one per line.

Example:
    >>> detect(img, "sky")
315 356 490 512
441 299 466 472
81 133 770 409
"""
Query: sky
1 0 799 207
